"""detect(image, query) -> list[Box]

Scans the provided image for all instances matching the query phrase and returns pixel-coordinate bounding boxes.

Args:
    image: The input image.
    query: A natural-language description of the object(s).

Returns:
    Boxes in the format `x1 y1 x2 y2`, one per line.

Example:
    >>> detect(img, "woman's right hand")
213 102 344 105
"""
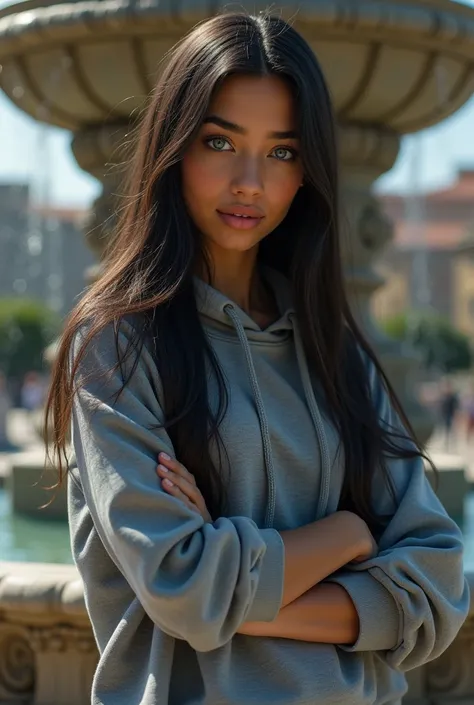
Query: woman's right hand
156 452 212 523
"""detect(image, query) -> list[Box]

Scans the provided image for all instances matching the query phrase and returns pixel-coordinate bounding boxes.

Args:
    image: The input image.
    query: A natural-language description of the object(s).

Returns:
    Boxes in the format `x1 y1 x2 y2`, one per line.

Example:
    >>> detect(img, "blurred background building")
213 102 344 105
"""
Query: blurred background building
375 167 474 338
0 182 93 316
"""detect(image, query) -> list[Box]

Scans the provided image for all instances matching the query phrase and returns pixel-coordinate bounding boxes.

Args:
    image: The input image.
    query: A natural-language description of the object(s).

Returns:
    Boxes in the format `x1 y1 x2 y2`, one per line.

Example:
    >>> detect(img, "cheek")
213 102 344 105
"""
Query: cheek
267 170 302 215
182 152 223 204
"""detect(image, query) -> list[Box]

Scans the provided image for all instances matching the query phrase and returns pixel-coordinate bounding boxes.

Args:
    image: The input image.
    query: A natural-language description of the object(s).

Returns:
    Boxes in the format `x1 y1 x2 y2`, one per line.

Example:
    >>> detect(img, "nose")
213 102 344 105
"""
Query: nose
230 155 264 198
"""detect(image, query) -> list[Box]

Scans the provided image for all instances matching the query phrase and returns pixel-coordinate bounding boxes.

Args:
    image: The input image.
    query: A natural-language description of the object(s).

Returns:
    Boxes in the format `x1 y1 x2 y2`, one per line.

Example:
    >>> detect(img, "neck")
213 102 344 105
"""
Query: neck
201 247 259 314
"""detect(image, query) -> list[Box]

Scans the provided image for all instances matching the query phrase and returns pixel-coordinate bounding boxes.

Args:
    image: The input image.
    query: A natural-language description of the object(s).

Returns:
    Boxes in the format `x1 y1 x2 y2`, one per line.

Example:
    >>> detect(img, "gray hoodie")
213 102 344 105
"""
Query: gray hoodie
69 267 468 705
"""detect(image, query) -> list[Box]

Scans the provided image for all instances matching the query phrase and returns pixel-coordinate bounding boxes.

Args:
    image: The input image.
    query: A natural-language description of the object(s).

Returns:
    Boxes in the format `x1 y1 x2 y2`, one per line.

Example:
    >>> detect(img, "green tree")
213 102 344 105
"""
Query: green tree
381 311 472 374
0 298 60 380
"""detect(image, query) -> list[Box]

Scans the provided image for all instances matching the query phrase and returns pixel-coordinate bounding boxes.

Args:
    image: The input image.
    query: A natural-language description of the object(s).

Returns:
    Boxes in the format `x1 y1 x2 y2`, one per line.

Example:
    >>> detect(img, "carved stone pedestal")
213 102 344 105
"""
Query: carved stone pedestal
339 123 434 442
71 124 129 263
0 563 97 705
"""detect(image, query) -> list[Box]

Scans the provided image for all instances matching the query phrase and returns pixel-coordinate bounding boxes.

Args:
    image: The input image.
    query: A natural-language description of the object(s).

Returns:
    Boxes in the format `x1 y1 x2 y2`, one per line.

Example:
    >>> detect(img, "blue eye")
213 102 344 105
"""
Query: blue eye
272 147 297 161
207 137 232 151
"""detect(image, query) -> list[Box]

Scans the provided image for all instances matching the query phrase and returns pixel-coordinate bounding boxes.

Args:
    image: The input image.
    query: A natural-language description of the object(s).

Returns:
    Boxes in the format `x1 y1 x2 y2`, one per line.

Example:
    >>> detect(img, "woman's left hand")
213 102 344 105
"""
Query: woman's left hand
156 452 212 523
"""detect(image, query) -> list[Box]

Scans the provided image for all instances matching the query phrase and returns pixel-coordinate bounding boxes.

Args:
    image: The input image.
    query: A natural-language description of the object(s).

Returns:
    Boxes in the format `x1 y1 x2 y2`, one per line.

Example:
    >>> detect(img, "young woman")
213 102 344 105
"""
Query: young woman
46 12 468 705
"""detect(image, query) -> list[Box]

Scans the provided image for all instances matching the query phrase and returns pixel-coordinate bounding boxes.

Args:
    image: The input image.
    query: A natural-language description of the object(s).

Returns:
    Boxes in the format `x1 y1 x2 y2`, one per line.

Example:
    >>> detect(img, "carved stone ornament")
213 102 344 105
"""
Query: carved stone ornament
424 612 474 699
0 623 35 702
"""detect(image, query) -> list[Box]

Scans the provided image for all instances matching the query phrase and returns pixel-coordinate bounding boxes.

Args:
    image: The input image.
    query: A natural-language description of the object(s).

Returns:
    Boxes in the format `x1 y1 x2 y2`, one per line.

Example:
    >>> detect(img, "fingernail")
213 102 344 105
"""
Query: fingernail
163 478 174 488
158 464 168 473
160 452 171 461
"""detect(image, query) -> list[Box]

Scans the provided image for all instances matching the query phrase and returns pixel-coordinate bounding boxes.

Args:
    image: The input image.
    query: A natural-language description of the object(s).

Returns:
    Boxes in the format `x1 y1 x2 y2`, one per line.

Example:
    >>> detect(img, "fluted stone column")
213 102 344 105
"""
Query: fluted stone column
71 124 129 265
339 124 433 442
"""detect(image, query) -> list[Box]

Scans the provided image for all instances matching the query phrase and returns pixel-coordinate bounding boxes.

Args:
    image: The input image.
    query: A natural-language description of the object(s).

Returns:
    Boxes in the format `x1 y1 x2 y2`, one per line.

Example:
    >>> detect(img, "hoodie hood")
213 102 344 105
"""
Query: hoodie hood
194 266 295 341
194 266 331 527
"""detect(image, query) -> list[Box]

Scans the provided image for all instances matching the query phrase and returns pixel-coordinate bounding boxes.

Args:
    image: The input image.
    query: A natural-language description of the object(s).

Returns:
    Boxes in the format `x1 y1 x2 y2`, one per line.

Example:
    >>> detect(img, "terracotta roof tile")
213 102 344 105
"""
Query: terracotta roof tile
29 205 88 225
395 221 468 250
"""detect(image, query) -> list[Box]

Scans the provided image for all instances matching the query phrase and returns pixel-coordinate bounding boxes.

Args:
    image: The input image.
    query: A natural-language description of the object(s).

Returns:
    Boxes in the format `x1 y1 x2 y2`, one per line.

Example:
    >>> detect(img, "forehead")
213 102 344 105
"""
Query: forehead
208 74 297 127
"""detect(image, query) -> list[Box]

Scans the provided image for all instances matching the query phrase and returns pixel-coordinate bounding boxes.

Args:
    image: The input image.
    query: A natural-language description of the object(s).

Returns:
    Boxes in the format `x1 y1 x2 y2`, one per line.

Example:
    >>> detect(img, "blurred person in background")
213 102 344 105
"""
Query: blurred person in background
463 381 474 443
439 378 460 451
0 370 13 450
21 371 46 414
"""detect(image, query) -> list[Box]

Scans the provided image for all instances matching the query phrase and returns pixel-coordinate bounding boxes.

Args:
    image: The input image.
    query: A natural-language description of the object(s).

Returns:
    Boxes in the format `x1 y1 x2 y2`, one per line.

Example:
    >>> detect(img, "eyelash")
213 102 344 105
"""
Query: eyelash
204 135 298 162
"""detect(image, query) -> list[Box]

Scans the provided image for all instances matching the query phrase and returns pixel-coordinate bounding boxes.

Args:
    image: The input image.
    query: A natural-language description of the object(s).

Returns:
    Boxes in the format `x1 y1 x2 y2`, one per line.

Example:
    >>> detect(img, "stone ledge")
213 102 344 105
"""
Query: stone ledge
1 0 474 50
0 562 473 704
0 562 86 624
6 449 67 521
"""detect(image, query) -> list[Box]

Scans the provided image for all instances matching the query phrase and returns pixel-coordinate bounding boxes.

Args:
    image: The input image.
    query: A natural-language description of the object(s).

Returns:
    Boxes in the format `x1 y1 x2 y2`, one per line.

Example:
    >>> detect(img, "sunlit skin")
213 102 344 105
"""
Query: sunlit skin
181 73 304 316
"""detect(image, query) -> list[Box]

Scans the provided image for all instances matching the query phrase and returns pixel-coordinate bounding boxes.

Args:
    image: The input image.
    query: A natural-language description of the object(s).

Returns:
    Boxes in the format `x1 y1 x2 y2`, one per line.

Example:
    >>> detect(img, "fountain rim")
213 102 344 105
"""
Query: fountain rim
1 0 474 19
1 0 474 55
1 0 474 136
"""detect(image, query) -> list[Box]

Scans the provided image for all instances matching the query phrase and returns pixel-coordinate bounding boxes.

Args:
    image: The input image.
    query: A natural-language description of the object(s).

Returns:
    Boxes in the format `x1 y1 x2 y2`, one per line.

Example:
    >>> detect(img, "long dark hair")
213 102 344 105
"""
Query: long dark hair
45 12 431 533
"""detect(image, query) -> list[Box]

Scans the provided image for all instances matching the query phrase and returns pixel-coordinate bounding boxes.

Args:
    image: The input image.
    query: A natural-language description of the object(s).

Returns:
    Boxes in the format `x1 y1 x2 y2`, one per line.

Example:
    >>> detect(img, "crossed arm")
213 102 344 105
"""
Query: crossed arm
238 582 359 644
156 452 371 645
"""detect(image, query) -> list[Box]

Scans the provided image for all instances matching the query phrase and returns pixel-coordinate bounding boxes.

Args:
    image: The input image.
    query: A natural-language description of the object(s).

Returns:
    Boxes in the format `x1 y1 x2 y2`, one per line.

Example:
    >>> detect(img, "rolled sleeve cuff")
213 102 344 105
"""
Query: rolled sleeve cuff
328 569 402 652
246 528 285 623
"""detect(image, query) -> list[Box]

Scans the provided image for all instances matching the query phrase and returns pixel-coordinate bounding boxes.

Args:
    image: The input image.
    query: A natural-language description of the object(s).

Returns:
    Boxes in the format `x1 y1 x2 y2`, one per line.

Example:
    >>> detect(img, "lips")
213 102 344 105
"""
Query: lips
218 205 264 219
216 205 264 231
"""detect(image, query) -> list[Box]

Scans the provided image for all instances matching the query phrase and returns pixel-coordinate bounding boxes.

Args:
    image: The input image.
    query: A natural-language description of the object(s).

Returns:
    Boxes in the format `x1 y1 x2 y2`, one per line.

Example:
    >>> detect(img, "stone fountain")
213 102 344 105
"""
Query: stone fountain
1 0 474 445
1 0 474 519
1 3 474 701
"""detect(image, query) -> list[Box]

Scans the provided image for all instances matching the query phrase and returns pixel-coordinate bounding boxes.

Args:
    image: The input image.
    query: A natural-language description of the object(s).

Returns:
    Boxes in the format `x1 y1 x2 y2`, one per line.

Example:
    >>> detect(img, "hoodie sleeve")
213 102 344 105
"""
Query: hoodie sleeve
70 320 284 653
328 359 469 671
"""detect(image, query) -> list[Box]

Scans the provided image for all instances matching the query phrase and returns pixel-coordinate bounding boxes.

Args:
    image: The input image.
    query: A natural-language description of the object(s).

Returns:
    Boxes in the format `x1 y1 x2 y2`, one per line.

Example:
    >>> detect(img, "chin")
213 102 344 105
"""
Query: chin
212 232 263 253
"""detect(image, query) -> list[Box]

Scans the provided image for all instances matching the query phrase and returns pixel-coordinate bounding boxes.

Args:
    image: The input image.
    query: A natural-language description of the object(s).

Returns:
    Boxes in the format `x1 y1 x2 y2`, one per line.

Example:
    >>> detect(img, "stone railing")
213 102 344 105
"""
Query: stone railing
0 562 96 705
0 562 472 704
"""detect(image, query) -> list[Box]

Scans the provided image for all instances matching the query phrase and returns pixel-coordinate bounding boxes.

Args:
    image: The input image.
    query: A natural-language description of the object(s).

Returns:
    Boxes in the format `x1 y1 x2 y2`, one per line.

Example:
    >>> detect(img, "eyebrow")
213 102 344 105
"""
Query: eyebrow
202 115 298 140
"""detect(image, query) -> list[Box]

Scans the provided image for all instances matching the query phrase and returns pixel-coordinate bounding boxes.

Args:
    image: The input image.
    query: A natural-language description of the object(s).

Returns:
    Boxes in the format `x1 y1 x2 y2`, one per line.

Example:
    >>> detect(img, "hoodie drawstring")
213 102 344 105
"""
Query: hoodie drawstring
224 304 331 527
224 304 277 529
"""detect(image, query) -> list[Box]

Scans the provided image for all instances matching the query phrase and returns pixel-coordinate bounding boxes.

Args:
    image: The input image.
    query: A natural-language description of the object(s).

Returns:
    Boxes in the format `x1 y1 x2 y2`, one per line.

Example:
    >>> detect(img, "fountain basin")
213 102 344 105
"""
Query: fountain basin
0 0 473 133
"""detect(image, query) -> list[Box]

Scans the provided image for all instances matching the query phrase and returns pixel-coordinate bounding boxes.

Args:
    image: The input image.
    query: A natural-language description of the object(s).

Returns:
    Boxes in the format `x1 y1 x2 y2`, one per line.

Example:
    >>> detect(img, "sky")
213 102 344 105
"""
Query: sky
1 0 474 207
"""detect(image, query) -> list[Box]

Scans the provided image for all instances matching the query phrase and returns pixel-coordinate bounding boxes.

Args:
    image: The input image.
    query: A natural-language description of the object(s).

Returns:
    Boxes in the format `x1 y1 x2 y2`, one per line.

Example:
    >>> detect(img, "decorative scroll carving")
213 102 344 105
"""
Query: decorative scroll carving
425 614 474 698
28 625 96 655
358 200 393 256
0 623 35 702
